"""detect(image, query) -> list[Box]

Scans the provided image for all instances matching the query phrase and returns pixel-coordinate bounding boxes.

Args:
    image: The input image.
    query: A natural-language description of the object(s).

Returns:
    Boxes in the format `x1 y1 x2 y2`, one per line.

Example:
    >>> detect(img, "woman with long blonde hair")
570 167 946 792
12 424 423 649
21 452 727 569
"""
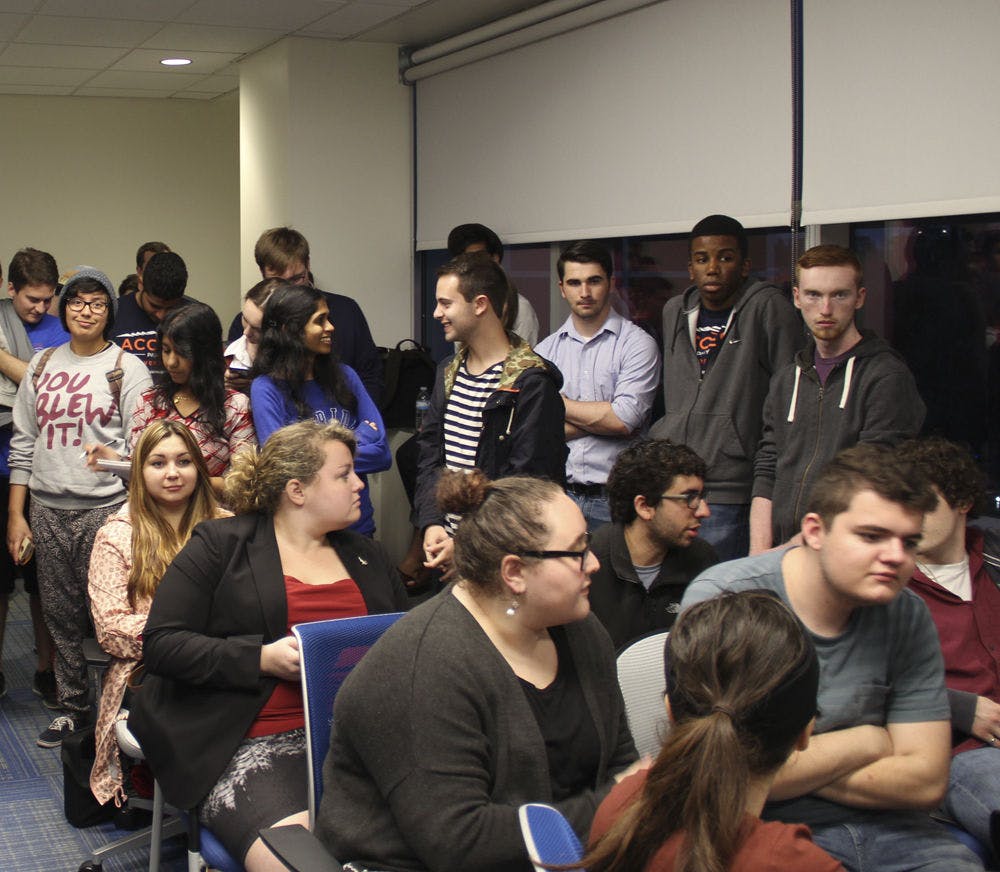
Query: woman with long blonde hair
88 419 225 806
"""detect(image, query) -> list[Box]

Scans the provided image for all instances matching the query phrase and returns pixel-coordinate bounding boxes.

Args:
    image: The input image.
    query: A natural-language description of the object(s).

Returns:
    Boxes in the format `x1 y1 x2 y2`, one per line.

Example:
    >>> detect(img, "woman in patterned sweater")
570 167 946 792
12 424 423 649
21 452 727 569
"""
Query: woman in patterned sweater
88 419 225 805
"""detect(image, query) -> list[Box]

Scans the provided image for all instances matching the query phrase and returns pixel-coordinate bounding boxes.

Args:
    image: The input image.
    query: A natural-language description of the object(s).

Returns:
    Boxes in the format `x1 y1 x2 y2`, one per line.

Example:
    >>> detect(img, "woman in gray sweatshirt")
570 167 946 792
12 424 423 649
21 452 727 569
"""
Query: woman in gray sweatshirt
6 268 151 748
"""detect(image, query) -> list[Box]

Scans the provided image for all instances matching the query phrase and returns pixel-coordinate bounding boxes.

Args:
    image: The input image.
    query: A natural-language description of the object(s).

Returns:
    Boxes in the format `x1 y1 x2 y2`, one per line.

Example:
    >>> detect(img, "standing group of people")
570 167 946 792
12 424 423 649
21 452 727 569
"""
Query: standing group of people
0 209 996 872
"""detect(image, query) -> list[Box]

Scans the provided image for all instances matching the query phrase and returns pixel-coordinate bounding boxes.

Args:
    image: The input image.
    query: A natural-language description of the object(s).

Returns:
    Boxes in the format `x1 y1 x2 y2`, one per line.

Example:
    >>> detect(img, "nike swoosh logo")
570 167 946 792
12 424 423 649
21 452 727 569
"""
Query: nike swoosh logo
728 338 742 344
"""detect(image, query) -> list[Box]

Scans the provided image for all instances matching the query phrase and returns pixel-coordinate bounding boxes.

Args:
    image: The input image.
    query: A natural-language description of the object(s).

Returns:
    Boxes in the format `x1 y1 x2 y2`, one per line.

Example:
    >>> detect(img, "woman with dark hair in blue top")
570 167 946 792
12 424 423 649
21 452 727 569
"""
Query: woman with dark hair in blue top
250 284 389 536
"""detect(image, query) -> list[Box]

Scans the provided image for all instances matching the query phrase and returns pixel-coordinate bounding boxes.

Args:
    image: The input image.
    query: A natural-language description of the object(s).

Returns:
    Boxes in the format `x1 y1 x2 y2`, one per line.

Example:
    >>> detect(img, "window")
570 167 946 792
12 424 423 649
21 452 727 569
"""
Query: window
852 214 1000 493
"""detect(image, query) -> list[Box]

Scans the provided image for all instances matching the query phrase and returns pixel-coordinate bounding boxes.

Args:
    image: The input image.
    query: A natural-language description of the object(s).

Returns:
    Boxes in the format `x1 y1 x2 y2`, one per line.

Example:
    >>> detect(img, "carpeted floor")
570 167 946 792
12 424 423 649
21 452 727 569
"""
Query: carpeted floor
0 583 186 871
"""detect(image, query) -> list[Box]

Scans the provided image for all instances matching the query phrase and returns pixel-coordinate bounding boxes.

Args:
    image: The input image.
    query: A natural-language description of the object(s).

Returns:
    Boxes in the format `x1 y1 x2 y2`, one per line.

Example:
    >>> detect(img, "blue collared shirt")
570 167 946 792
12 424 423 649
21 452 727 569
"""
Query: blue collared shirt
536 309 660 485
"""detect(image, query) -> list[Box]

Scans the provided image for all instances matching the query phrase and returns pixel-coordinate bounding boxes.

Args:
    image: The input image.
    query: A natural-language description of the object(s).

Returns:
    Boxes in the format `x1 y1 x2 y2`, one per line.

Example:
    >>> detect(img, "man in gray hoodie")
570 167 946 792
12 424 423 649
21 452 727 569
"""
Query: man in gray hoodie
650 214 801 560
749 244 924 552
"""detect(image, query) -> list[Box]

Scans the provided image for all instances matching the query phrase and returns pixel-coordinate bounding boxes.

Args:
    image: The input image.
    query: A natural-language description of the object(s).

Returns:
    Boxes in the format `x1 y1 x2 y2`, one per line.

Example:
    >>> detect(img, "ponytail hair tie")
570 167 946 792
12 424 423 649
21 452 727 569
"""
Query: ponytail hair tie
711 704 736 718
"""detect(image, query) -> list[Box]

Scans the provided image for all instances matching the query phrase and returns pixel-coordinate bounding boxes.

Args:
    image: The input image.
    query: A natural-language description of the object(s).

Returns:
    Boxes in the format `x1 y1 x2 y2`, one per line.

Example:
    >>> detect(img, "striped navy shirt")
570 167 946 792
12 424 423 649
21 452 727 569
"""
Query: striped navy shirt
443 358 503 533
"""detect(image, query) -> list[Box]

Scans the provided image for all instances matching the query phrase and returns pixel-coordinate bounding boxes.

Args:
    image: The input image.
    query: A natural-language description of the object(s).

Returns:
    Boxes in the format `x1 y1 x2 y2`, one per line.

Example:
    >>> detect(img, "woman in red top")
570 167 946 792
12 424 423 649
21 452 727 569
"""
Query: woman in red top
585 591 844 872
129 420 407 872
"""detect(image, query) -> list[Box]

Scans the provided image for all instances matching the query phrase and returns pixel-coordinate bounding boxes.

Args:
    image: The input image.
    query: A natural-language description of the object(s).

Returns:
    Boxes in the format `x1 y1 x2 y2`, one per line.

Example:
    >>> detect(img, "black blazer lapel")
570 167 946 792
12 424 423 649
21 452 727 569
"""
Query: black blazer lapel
247 514 289 643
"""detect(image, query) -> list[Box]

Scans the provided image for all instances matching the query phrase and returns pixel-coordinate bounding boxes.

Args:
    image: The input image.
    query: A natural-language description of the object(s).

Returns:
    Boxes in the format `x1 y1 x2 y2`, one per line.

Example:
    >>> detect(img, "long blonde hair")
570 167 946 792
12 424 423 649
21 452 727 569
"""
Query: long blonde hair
127 419 219 608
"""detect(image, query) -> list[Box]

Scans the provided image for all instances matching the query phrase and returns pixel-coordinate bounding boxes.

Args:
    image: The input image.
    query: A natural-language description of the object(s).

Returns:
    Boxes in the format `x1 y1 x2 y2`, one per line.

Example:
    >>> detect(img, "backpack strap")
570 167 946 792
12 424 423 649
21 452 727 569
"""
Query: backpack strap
105 349 125 418
30 346 58 394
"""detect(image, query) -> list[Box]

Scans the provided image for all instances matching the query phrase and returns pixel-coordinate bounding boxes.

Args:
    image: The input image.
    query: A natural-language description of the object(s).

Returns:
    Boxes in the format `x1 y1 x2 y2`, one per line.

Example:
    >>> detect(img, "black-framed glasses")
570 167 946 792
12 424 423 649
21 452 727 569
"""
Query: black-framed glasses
520 531 592 571
656 491 707 510
66 298 109 313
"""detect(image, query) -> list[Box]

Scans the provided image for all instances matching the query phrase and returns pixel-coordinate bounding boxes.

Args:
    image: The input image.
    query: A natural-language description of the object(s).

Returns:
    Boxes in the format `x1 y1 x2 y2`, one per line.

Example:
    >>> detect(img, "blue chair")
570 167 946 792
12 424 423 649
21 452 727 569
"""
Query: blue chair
201 613 405 872
256 613 406 870
518 803 584 872
293 612 406 827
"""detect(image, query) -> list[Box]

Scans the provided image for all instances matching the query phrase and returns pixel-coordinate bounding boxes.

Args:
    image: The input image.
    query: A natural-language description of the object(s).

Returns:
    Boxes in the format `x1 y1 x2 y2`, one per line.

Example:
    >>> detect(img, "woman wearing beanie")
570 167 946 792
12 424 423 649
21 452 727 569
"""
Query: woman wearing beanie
5 267 151 748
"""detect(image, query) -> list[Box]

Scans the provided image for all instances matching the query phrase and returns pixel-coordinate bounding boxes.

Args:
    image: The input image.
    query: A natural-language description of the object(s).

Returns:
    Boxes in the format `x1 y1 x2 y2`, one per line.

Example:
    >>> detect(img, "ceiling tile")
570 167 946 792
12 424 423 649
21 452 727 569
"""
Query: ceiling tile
0 81 74 94
111 47 240 74
362 0 539 46
86 68 202 90
178 0 346 30
74 86 173 98
16 14 163 47
37 0 193 22
0 64 93 85
142 22 282 54
299 2 407 37
172 90 219 100
0 12 28 41
0 2 42 13
0 42 128 68
182 72 238 93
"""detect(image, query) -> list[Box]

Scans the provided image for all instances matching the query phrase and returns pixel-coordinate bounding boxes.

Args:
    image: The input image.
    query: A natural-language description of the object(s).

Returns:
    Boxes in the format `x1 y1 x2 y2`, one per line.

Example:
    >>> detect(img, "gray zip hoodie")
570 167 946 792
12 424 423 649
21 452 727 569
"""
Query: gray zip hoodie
649 278 802 504
753 330 925 542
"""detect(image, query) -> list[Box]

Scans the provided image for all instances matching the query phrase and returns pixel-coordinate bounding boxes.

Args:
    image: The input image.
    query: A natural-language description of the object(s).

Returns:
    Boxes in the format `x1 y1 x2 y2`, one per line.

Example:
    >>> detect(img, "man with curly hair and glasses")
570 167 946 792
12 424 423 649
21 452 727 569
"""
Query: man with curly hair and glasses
588 438 717 648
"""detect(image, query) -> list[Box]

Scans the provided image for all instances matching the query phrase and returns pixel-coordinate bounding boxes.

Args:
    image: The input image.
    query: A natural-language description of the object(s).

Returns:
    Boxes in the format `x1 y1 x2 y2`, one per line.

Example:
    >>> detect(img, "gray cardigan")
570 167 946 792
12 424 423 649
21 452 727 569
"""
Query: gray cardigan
317 590 637 872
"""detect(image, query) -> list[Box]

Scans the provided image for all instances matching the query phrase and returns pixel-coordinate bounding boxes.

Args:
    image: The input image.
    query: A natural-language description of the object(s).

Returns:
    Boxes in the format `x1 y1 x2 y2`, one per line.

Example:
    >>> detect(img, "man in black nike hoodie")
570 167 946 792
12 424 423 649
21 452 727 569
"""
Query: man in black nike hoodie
650 214 802 560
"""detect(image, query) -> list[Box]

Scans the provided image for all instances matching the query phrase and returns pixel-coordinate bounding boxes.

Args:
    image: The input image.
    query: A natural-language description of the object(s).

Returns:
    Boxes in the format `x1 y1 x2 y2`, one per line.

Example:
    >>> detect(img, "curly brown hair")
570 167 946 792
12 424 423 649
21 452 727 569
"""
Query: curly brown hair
897 437 985 516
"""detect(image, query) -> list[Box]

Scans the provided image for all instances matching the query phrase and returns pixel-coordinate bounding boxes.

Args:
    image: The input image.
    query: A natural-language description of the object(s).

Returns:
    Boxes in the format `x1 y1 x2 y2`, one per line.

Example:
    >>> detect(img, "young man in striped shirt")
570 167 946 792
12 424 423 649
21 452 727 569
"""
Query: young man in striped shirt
415 253 567 579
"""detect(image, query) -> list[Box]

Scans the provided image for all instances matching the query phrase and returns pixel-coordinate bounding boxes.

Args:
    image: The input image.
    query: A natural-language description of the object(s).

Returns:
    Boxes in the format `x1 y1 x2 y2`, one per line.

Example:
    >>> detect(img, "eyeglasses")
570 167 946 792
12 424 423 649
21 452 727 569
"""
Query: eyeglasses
656 491 708 510
520 531 592 571
66 298 109 314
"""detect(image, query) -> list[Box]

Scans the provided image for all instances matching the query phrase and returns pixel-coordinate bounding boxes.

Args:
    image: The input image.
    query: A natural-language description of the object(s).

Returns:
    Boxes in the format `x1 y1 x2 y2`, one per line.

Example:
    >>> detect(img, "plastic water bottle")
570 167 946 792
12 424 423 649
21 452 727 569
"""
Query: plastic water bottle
415 387 430 431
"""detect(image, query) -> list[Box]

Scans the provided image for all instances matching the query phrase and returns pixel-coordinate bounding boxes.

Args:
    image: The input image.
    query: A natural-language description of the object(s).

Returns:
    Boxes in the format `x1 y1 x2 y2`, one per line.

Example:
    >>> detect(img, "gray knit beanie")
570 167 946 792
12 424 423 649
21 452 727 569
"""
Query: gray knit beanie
59 266 119 321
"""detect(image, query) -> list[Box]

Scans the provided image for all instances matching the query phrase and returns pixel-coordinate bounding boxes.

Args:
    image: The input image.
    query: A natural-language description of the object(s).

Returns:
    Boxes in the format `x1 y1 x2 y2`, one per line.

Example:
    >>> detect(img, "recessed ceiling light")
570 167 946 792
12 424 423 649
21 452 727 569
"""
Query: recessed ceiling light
161 57 192 66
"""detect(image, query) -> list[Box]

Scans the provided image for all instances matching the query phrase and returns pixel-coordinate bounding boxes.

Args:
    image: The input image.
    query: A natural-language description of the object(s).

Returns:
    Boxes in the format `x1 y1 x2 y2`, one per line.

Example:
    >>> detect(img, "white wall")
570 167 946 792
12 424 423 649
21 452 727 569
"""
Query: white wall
239 38 414 558
239 37 413 347
0 93 239 321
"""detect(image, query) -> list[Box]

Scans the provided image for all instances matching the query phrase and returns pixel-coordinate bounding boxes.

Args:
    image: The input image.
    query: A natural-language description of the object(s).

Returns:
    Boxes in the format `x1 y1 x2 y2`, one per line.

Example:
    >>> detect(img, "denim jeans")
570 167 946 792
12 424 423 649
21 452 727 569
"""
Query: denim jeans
810 812 985 872
697 501 750 561
943 745 1000 848
567 491 611 532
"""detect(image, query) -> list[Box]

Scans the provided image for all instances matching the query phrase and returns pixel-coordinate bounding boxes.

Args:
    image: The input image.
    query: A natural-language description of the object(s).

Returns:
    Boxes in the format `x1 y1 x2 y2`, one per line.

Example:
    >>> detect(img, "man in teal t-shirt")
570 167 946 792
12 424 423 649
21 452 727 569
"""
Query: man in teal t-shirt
683 444 984 871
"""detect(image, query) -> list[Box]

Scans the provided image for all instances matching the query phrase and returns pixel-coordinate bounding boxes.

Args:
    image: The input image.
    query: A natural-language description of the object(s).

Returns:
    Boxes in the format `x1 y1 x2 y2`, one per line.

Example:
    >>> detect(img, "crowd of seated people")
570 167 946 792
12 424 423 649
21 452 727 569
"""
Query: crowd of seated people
0 213 997 872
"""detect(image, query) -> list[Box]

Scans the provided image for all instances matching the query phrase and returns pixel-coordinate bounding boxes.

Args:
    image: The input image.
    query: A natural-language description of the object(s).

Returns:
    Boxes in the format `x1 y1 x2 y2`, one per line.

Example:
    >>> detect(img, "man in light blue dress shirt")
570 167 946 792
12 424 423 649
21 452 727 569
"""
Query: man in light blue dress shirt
536 241 660 529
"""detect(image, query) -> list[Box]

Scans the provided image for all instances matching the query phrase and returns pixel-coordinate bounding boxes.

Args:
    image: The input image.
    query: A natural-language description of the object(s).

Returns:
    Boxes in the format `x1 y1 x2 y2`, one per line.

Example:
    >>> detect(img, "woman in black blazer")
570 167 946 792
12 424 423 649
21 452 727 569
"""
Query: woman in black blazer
129 420 407 871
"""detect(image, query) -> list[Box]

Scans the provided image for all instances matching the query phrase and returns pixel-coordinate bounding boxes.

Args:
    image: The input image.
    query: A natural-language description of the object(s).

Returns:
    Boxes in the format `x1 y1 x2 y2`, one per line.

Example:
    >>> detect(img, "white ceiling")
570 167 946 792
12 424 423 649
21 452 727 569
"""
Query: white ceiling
0 0 540 99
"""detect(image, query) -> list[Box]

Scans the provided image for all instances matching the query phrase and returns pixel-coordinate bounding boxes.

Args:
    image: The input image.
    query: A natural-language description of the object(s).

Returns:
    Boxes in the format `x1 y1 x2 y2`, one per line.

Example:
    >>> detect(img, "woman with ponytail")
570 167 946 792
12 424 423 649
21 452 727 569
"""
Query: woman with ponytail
129 420 406 871
317 468 641 871
585 590 843 872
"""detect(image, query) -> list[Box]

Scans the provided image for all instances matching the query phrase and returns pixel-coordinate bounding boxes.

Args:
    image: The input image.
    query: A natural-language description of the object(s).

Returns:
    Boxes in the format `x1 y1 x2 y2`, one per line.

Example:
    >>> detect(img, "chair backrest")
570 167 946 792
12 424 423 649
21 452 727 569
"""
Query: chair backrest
294 612 405 828
616 630 670 759
518 803 584 871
